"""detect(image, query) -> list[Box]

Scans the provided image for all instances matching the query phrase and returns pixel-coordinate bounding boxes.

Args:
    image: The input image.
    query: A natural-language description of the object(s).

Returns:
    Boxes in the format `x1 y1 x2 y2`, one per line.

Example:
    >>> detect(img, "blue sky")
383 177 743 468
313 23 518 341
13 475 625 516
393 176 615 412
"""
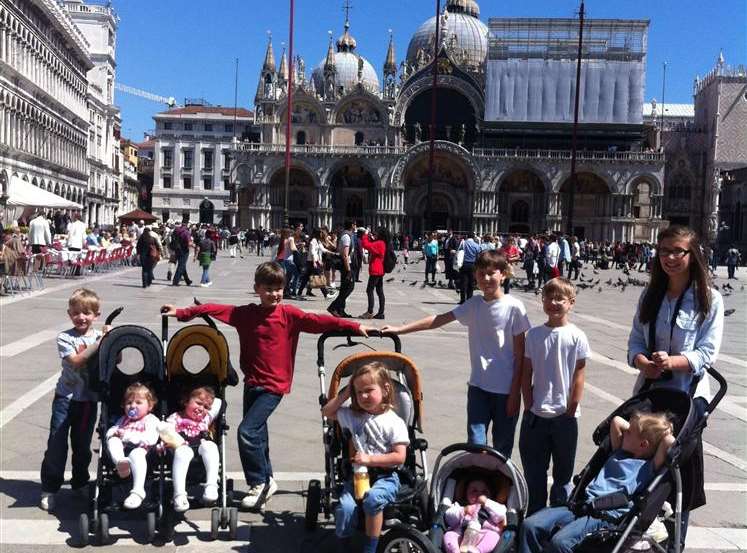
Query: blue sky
112 0 746 142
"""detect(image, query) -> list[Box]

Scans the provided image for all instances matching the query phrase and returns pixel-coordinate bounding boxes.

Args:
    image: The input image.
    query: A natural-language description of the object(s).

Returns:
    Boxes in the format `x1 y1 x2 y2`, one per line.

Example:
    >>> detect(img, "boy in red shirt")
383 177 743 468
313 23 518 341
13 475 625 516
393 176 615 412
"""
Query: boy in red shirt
161 261 375 509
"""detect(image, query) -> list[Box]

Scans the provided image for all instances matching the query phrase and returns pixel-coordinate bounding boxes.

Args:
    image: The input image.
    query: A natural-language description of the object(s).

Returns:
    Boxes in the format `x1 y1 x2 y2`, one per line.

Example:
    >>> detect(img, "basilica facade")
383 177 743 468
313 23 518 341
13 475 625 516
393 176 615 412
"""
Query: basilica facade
232 0 667 242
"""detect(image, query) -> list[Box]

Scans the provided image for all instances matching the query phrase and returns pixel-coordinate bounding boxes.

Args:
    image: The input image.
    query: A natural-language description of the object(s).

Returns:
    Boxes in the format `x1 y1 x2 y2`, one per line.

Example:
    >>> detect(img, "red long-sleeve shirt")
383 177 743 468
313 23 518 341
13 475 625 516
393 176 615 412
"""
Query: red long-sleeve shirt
175 303 361 395
360 234 386 276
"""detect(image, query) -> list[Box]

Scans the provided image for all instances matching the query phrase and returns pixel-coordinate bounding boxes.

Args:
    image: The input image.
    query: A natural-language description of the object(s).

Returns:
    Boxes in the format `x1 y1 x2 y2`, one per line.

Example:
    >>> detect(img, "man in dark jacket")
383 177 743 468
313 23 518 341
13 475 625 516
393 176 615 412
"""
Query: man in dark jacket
171 223 193 286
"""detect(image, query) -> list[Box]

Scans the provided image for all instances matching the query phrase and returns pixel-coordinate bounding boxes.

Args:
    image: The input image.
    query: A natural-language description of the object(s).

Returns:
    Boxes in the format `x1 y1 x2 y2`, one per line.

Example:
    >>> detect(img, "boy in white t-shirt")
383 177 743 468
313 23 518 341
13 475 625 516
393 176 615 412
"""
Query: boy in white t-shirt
384 250 531 457
520 277 590 515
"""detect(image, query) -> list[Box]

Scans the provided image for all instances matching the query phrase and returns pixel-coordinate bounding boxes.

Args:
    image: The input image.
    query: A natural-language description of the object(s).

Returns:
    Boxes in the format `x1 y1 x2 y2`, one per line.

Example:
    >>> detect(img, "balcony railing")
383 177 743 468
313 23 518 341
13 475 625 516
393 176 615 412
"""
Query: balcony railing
235 142 664 162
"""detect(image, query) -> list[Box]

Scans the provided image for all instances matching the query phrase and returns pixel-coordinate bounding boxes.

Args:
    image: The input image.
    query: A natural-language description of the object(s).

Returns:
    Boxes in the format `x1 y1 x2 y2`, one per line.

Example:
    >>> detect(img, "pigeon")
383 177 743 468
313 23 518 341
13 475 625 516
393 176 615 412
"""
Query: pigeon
410 281 418 286
386 277 394 282
401 279 406 283
597 287 603 293
580 272 588 280
724 308 736 317
606 279 613 286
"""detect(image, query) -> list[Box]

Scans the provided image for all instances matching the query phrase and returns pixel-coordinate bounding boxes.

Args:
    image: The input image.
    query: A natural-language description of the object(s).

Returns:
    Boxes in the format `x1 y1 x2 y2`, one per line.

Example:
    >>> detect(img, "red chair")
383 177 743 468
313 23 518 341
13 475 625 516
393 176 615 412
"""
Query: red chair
69 250 96 277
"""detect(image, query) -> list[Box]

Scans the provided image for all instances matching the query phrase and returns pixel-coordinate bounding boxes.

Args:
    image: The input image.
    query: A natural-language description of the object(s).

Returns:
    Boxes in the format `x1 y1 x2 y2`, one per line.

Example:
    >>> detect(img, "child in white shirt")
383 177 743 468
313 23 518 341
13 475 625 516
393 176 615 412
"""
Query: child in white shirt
520 278 590 515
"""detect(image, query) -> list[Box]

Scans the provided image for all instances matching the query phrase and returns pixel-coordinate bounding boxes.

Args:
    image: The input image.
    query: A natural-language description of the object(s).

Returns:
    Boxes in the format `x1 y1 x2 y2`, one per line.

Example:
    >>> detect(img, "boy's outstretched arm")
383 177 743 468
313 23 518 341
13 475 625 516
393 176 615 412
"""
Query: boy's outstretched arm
381 312 456 335
160 303 235 324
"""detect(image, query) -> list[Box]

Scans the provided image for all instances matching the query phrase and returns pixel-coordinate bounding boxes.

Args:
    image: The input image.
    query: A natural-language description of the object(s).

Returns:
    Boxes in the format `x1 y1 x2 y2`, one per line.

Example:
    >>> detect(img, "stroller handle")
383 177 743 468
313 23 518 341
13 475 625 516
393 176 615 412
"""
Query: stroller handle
437 442 508 461
706 365 727 414
105 306 124 326
317 330 401 367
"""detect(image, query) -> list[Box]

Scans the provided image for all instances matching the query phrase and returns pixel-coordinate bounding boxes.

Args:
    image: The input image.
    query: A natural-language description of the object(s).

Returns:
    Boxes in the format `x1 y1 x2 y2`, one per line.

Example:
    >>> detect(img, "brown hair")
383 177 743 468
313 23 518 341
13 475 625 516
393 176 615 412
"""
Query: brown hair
475 250 513 278
68 288 101 314
122 382 157 409
629 411 673 455
542 277 576 302
349 361 396 414
639 225 711 325
255 261 286 288
182 385 216 407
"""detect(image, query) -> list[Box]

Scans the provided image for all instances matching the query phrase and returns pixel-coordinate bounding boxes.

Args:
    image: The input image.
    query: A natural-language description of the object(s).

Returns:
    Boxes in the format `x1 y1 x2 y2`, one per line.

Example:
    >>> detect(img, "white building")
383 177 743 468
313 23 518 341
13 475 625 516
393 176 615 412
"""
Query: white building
63 0 122 227
150 104 254 225
0 0 92 217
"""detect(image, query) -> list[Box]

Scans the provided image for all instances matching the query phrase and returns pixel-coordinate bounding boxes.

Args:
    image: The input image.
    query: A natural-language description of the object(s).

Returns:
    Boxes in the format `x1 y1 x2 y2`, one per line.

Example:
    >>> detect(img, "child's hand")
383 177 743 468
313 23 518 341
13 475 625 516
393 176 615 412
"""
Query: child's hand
565 402 578 417
358 325 376 337
652 351 673 371
102 325 112 336
351 451 371 466
160 305 177 317
478 495 488 505
380 325 401 334
465 504 480 517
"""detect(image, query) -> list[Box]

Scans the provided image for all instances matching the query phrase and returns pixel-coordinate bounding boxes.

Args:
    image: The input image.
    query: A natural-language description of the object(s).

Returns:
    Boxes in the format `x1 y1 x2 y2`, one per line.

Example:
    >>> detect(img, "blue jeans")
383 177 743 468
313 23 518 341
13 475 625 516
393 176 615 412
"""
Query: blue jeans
520 506 611 553
519 411 578 515
40 396 98 493
172 251 191 285
281 259 299 295
335 472 400 538
140 253 154 287
238 386 282 486
200 265 210 284
467 385 518 458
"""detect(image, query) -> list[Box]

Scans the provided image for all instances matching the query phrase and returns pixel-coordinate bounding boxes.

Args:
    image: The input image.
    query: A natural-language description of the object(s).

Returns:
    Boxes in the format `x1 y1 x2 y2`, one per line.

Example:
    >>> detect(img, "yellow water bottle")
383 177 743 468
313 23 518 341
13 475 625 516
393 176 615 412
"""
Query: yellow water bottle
353 464 370 500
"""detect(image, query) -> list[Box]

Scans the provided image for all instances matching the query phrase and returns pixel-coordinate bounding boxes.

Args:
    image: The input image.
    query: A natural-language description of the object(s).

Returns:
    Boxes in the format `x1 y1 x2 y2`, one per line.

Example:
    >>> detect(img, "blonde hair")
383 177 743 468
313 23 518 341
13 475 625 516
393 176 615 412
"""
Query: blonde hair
542 277 576 301
69 288 101 314
349 361 396 414
123 382 157 410
630 411 673 452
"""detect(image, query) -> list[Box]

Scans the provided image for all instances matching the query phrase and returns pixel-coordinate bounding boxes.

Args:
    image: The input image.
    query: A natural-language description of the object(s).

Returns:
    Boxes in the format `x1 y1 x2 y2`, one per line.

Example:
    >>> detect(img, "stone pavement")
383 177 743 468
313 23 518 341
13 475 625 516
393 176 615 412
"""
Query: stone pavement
0 252 745 552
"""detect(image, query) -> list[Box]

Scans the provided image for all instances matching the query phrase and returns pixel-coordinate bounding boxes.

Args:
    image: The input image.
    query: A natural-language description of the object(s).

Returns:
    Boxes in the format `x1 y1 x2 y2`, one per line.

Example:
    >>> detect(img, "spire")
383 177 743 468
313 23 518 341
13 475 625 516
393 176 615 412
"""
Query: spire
384 30 396 76
324 33 336 71
278 48 288 81
717 49 725 66
262 33 276 73
337 0 357 52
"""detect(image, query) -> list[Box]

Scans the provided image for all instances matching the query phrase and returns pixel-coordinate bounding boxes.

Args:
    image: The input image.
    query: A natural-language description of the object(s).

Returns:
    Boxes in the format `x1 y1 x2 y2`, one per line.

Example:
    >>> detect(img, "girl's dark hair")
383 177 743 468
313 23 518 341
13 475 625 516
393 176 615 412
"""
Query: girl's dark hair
375 227 390 244
639 225 711 325
181 385 216 407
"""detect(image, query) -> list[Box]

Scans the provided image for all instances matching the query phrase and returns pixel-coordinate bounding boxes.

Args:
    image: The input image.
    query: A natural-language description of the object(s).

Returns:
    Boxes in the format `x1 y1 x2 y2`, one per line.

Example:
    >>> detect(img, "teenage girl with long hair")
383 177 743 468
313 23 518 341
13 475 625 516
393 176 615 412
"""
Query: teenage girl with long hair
627 225 724 552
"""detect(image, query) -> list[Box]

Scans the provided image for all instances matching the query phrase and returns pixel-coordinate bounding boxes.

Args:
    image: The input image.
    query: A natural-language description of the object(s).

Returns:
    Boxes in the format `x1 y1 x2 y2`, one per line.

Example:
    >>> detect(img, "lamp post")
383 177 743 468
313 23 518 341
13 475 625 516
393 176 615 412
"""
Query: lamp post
283 0 295 227
566 0 584 236
426 0 441 233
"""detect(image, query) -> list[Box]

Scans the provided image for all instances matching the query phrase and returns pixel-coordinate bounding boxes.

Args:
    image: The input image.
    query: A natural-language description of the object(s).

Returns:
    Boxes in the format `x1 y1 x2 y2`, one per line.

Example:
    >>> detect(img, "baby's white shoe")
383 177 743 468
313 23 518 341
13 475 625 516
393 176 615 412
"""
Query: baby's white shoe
172 494 190 513
202 484 219 505
123 491 144 510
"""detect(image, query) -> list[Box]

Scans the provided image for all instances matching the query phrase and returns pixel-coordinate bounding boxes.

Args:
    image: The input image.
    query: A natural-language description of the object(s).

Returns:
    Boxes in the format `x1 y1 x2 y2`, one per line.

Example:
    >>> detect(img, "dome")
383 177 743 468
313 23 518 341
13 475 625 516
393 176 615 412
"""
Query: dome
406 1 488 71
312 52 380 96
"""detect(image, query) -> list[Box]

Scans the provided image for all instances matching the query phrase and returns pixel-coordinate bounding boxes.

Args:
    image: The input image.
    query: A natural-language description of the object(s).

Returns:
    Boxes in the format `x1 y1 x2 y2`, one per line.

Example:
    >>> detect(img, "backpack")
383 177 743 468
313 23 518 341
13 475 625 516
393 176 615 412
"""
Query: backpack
383 243 397 274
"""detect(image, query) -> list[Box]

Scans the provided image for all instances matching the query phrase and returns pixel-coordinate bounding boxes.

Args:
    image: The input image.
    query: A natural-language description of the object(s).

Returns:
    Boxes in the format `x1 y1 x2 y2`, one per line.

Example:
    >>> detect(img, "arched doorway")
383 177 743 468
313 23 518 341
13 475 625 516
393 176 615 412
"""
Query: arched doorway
269 167 315 228
330 162 376 227
404 88 477 145
403 150 473 234
560 173 610 240
296 131 306 145
499 170 545 234
199 199 215 224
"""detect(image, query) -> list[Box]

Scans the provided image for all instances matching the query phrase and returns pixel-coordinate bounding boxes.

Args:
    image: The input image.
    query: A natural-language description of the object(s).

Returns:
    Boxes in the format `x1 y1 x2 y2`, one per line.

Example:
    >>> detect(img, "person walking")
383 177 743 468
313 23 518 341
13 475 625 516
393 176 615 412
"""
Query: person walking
457 233 481 304
136 227 157 288
328 221 356 318
726 245 740 279
195 233 217 287
170 223 193 287
423 232 439 286
359 227 389 319
275 228 299 298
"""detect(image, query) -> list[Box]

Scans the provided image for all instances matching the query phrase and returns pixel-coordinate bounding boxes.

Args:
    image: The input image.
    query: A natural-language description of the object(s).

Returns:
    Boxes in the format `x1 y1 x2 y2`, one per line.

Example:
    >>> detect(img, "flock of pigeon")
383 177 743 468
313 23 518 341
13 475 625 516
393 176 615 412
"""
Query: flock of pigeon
383 259 740 317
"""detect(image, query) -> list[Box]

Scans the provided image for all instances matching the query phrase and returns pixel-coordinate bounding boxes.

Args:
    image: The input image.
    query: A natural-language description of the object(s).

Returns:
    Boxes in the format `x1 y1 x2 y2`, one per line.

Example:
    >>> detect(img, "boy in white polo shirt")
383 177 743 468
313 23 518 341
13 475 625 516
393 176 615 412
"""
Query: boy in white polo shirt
520 277 590 515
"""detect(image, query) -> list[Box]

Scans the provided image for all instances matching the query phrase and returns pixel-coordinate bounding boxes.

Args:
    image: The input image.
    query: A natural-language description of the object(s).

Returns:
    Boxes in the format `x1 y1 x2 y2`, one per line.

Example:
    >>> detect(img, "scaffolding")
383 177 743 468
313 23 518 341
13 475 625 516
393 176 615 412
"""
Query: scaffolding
488 18 648 61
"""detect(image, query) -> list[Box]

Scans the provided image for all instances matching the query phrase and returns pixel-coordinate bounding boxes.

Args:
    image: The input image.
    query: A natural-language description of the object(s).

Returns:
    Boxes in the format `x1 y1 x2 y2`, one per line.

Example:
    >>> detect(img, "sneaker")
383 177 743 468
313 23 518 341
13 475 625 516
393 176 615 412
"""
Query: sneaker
240 477 278 510
206 281 213 287
359 312 374 319
173 494 190 513
123 491 144 510
39 492 55 511
644 516 669 543
202 484 219 505
200 283 209 287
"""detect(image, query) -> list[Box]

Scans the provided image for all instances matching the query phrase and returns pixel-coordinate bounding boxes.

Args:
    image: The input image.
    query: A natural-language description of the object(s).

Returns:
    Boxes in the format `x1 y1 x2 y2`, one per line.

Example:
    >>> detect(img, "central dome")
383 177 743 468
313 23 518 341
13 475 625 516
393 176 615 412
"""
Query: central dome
406 0 488 71
312 20 380 97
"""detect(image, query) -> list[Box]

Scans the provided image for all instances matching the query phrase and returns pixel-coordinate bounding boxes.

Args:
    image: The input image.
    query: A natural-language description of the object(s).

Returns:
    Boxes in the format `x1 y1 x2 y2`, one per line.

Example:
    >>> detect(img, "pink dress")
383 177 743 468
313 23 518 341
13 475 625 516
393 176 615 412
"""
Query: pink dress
443 498 506 553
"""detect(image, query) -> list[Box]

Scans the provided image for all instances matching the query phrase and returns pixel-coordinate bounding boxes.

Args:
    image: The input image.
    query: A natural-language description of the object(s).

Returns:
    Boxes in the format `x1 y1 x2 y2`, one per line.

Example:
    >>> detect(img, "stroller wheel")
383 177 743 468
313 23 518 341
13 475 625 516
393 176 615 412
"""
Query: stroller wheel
146 511 157 543
210 507 220 541
378 523 441 553
228 507 238 540
78 513 89 547
304 479 322 532
97 512 110 545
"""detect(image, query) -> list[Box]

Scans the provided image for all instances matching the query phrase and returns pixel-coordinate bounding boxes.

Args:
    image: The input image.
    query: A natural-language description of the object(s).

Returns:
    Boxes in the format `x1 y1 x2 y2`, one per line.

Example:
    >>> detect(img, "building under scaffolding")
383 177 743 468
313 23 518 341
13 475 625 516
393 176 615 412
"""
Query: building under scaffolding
485 18 649 124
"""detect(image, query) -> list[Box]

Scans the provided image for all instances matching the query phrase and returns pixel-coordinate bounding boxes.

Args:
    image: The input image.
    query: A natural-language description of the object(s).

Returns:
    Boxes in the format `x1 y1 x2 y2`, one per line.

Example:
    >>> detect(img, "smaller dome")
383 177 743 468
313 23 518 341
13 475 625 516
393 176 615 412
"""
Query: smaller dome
312 52 379 96
337 22 357 52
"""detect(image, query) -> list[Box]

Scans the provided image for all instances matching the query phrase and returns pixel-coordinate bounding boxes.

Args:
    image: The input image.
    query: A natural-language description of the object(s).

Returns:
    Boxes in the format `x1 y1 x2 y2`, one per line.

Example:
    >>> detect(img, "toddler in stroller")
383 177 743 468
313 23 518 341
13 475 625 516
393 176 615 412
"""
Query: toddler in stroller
160 385 222 512
521 411 675 553
442 476 507 553
105 382 161 510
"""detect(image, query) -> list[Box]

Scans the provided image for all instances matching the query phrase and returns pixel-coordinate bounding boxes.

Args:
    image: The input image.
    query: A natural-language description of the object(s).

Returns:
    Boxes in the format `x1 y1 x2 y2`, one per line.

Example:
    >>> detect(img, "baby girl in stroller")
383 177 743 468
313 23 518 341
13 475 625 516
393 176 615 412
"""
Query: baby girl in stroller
443 476 507 553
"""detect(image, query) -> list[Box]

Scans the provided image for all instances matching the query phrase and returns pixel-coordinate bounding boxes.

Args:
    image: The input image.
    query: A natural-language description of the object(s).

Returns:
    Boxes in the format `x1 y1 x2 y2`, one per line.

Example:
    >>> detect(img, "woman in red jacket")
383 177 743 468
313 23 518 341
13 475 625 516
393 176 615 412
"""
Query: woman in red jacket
359 227 390 319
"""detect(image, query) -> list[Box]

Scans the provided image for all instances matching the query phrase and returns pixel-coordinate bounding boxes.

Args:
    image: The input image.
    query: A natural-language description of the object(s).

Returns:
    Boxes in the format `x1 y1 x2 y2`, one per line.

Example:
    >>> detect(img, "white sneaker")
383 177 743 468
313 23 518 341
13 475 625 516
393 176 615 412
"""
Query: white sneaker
39 492 55 511
173 494 190 513
200 283 209 287
240 477 277 509
202 484 219 505
644 516 669 543
123 491 144 510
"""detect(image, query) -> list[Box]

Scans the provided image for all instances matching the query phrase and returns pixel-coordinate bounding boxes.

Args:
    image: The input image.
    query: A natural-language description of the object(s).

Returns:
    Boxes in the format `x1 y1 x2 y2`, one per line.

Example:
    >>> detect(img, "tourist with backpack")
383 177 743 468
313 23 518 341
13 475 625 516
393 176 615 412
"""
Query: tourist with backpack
171 222 193 287
358 227 392 320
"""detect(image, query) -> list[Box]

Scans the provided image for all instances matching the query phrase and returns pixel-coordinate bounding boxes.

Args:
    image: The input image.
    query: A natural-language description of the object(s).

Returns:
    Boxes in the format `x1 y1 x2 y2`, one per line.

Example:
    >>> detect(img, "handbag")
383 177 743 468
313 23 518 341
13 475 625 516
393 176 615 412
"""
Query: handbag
148 243 160 263
454 249 464 271
309 274 328 289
